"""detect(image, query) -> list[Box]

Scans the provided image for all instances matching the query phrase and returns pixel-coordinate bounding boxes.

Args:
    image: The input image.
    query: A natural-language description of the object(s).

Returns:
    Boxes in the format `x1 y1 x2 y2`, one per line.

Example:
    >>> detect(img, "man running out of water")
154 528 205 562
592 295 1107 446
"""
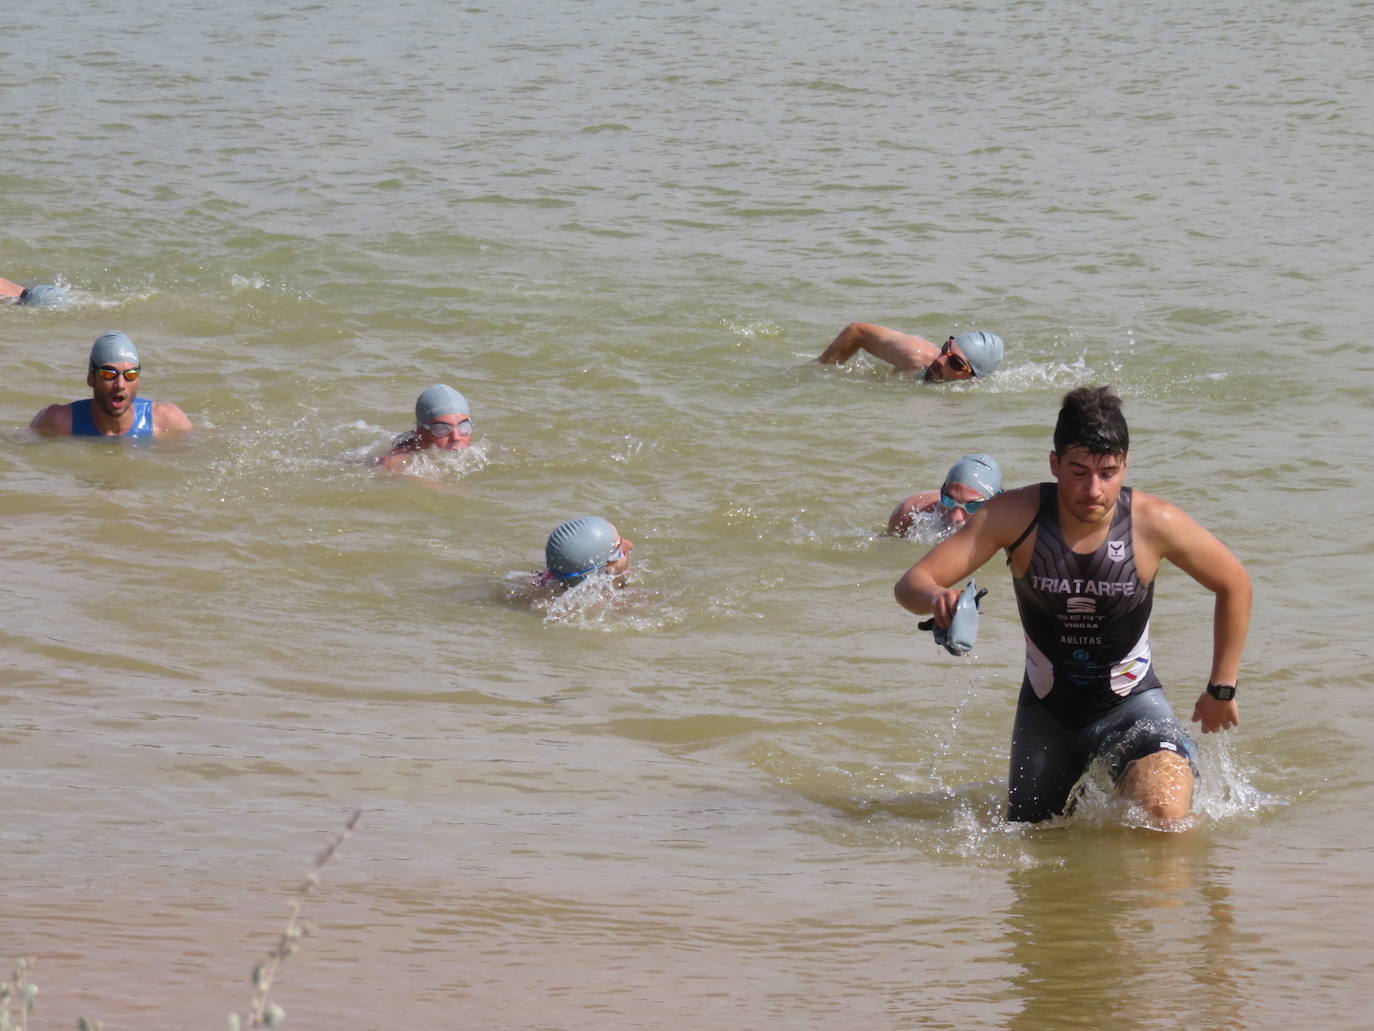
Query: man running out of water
30 332 193 437
818 324 1004 381
888 453 1004 537
376 383 475 472
894 385 1251 824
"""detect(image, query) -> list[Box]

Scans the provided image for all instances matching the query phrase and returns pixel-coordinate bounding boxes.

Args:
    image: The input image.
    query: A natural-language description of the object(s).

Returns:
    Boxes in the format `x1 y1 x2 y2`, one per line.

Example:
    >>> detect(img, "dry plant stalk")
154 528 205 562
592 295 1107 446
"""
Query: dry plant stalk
230 808 362 1030
0 957 38 1031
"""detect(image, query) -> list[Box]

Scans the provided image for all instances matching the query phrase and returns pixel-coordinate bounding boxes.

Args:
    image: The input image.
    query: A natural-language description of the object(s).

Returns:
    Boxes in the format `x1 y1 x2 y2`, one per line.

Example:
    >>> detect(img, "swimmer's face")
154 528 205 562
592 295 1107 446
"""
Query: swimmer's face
938 481 991 526
1050 445 1127 527
87 361 141 419
606 527 633 578
418 414 473 451
924 338 977 383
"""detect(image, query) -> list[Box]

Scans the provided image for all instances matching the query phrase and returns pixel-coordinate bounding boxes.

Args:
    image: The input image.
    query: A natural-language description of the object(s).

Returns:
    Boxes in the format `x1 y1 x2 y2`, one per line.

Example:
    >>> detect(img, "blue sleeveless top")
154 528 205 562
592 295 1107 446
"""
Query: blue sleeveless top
70 398 156 438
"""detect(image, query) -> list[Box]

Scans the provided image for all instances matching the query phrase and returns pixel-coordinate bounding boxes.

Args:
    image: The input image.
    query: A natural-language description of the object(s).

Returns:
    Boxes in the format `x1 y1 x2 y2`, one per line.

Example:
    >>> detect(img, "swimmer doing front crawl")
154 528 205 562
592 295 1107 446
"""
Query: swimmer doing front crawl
377 383 475 472
894 386 1252 825
888 453 1004 537
537 516 634 590
818 323 1004 381
1 274 68 308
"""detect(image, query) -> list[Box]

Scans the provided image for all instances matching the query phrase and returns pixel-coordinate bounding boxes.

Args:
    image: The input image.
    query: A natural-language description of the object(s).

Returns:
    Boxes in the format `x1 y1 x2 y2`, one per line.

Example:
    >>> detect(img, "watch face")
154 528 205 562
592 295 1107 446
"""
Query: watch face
1209 684 1236 700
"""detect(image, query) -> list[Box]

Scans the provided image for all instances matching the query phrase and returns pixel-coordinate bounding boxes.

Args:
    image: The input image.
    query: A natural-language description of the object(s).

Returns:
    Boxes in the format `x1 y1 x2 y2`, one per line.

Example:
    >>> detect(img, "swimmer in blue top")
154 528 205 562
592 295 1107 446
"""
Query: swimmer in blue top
376 384 475 472
818 324 1004 381
30 332 193 437
895 386 1251 825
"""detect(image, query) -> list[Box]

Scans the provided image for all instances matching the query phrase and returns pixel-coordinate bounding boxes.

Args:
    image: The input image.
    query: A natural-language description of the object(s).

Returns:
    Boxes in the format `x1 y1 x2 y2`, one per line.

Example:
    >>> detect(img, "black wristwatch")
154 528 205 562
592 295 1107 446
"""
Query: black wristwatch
1206 682 1237 701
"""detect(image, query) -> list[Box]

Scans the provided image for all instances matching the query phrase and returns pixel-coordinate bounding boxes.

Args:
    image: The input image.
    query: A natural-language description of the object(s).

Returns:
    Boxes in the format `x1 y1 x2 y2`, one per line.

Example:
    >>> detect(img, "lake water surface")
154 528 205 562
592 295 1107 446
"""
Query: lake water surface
3 1 1372 1027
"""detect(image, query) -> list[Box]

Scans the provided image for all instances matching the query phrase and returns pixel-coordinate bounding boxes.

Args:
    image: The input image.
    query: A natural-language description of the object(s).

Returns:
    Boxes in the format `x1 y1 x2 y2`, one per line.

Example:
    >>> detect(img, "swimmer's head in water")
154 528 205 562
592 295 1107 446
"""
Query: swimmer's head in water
88 331 140 371
944 453 1003 499
545 516 623 586
951 331 1004 378
17 284 69 309
415 383 470 425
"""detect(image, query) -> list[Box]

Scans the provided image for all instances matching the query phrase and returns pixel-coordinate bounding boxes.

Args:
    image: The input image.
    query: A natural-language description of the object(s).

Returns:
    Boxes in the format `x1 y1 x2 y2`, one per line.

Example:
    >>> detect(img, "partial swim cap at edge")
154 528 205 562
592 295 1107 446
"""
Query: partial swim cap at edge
952 331 1004 377
545 516 619 584
944 453 1003 499
17 284 69 309
89 331 140 369
415 383 470 424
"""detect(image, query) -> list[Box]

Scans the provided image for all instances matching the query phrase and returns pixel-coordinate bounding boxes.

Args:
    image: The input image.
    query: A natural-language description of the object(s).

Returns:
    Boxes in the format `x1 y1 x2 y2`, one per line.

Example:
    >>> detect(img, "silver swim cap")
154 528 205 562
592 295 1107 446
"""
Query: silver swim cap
944 453 1003 498
545 516 620 584
89 331 140 369
952 331 1004 377
17 284 69 309
415 383 470 424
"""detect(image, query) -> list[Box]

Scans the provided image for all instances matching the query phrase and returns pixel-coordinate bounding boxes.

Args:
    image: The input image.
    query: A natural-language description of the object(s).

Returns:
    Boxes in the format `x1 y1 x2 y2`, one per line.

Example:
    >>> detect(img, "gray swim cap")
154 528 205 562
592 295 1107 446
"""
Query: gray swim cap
545 516 620 584
944 453 1003 498
415 383 470 424
952 331 1004 377
89 331 140 369
17 284 69 309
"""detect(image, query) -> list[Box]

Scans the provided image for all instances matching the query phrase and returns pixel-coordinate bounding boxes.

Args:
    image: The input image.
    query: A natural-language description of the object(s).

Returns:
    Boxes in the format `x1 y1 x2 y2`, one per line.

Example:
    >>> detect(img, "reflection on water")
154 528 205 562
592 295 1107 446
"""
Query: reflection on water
1003 832 1245 1031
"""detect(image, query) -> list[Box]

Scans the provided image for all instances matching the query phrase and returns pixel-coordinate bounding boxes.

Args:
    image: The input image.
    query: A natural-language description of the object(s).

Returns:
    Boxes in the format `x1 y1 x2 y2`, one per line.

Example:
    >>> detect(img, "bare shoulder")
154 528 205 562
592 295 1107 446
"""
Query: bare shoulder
1131 488 1204 542
1131 487 1248 588
30 402 72 434
936 483 1039 554
985 483 1041 533
375 448 413 472
154 401 193 433
888 489 938 534
898 489 940 514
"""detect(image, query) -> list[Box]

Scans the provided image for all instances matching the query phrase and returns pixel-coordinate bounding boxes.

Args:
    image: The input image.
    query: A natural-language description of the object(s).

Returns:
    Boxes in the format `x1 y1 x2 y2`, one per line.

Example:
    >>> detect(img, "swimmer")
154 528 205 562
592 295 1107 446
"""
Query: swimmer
377 384 474 472
888 453 1004 537
30 332 193 437
894 386 1251 825
538 516 634 589
818 325 1004 381
1 277 67 308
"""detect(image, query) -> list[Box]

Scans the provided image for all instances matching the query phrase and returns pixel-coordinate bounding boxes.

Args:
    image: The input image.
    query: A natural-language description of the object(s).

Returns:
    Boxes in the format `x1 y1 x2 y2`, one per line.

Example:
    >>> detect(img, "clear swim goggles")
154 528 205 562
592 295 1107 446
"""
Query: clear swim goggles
426 418 473 438
939 485 990 515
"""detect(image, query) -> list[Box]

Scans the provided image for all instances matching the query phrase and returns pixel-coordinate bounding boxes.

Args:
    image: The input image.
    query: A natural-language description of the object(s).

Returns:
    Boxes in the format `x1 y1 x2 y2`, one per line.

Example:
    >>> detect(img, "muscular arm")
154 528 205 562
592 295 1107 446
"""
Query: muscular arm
1137 493 1252 732
375 449 413 472
1 276 24 299
154 401 193 433
817 322 941 375
893 486 1038 624
886 490 940 536
30 403 73 435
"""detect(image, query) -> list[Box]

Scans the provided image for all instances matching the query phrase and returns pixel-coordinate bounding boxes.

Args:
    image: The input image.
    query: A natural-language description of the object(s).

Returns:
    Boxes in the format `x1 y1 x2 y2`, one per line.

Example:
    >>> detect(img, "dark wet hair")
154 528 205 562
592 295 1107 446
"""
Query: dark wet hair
1053 385 1129 456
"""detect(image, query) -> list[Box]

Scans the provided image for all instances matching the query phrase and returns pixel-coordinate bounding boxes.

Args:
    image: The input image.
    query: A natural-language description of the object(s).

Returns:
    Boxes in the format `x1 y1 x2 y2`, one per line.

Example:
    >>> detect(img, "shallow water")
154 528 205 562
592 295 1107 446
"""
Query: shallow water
3 0 1373 1027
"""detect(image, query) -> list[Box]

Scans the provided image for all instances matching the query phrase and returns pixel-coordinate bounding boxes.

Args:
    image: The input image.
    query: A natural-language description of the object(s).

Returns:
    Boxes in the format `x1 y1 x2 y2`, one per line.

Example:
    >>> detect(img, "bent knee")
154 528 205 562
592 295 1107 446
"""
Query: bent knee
1120 750 1195 821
